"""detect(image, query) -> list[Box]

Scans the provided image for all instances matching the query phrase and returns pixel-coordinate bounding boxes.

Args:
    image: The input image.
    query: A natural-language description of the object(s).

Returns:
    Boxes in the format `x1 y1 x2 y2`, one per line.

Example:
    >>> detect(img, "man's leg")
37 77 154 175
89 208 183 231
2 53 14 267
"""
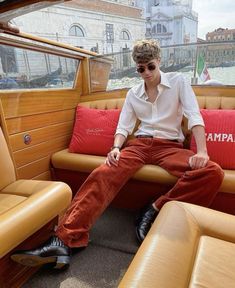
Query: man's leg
56 151 145 248
154 145 224 210
136 139 224 242
11 139 149 267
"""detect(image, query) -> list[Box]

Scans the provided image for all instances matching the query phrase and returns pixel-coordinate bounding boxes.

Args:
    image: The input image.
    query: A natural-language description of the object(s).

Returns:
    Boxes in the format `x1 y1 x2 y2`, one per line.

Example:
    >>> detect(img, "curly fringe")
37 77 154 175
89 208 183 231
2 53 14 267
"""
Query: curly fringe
132 39 161 63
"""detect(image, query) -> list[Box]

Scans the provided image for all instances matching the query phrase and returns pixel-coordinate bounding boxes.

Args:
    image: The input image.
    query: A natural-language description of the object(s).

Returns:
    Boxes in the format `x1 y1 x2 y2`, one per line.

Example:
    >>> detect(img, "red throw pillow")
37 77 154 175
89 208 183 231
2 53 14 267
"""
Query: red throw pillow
69 106 121 156
190 109 235 169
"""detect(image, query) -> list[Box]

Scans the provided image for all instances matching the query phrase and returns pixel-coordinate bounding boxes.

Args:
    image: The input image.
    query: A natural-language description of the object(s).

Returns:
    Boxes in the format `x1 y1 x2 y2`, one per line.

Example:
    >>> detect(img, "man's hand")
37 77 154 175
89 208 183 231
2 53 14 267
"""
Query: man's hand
189 152 209 170
105 148 121 167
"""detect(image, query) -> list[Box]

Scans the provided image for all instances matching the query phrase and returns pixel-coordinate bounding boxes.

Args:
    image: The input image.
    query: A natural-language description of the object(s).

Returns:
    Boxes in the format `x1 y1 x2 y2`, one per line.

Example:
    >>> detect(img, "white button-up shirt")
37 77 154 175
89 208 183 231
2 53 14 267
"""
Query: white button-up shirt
115 71 204 142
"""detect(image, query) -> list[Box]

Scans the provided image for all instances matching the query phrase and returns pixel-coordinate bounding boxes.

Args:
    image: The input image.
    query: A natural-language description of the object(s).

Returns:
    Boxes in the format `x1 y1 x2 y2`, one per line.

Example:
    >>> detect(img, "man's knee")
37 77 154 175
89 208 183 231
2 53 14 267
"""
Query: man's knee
207 161 224 183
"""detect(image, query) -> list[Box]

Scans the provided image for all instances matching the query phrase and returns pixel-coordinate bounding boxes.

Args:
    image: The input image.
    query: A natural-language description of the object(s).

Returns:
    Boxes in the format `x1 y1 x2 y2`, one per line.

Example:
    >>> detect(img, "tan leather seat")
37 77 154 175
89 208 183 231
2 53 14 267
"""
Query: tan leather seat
0 128 72 258
52 148 234 193
119 201 235 288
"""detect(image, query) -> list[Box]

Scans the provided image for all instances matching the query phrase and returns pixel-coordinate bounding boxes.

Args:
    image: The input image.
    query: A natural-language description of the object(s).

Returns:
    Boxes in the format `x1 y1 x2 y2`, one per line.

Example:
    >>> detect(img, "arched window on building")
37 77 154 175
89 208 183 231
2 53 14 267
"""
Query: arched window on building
120 30 131 40
69 25 85 37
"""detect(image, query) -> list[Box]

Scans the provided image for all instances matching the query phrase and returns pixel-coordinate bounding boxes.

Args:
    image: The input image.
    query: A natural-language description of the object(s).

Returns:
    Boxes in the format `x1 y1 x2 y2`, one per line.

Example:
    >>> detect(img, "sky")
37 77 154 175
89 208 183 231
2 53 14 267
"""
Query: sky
192 0 235 39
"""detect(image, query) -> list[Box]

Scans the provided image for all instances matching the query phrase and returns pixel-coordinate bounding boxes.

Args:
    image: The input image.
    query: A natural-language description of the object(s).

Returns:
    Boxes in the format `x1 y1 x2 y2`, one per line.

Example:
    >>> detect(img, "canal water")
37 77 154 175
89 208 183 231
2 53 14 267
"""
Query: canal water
108 66 235 90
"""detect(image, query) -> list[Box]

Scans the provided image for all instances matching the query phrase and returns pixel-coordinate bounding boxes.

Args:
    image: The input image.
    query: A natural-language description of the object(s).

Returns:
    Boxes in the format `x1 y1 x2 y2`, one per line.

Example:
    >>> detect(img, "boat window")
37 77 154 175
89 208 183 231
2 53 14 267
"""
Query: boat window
0 44 79 90
90 41 235 91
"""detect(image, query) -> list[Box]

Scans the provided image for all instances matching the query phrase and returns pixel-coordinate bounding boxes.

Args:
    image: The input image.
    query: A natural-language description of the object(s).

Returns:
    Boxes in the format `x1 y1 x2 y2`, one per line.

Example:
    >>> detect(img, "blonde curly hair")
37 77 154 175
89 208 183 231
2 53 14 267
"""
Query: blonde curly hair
132 39 161 63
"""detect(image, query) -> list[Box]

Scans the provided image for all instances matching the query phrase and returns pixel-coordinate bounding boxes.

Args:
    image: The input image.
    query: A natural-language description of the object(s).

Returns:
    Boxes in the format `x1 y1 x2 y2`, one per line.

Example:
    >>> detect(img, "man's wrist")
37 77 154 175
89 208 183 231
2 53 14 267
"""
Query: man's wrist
111 145 121 151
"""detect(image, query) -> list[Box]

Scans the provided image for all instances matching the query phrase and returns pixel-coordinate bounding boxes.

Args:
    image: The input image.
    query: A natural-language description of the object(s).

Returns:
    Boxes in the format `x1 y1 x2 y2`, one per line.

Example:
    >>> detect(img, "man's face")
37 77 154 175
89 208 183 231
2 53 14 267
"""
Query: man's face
136 58 160 83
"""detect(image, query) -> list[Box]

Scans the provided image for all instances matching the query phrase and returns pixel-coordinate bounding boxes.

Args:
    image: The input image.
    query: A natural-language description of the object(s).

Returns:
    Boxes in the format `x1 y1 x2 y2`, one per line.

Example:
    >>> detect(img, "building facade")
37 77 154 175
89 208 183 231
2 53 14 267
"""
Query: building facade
12 0 146 54
143 0 198 45
205 28 235 67
206 28 235 42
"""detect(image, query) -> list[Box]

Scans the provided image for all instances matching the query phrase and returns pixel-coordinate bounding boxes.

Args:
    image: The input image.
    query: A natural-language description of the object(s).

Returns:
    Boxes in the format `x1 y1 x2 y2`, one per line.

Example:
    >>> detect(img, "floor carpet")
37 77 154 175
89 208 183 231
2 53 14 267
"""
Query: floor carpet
23 207 140 288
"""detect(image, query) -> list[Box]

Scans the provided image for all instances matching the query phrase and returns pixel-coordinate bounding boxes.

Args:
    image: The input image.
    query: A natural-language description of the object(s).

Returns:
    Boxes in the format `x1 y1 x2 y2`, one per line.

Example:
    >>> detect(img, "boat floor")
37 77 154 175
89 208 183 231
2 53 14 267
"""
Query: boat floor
23 207 139 288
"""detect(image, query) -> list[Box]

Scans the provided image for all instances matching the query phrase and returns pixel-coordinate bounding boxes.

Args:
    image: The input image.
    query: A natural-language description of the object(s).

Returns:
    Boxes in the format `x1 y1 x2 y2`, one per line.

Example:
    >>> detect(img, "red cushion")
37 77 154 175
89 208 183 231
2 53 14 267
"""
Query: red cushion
69 106 121 156
190 109 235 169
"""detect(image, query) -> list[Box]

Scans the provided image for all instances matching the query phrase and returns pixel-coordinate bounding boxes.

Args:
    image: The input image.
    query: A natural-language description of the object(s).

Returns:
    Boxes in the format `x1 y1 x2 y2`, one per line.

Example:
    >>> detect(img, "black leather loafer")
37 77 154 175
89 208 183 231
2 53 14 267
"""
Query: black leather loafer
11 236 71 269
136 204 158 244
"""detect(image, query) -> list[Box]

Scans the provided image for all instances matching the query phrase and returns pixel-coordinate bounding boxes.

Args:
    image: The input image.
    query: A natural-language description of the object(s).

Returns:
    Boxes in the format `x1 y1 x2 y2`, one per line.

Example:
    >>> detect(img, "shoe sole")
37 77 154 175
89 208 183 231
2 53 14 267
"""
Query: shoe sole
135 226 144 244
11 254 70 269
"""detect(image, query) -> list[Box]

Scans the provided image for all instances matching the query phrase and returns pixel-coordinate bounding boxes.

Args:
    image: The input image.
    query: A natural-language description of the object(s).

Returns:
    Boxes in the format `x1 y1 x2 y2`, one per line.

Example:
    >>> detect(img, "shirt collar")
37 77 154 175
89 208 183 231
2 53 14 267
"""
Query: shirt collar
139 71 171 100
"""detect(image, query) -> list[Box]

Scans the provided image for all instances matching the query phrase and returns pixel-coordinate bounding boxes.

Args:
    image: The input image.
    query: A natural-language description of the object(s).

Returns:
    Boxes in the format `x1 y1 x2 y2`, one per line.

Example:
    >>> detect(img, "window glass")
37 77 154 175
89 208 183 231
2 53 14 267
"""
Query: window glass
0 44 79 90
90 41 235 92
69 25 85 37
121 31 130 40
106 24 114 43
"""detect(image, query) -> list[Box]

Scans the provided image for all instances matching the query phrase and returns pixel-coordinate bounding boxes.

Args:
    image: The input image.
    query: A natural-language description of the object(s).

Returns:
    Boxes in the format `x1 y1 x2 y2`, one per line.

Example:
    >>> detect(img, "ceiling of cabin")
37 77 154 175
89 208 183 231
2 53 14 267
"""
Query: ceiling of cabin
0 0 70 22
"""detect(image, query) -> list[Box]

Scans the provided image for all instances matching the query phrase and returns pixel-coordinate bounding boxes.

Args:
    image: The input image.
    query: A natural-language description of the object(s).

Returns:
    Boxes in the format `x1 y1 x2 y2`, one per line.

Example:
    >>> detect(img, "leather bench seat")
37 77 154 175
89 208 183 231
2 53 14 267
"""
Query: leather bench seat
0 128 72 258
51 97 235 213
52 148 235 194
0 180 72 258
118 201 235 288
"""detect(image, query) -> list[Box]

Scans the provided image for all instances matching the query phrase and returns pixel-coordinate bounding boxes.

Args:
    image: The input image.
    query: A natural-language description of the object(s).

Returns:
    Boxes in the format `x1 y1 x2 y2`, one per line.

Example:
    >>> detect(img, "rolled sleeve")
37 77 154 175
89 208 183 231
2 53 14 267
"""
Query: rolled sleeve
179 74 205 130
187 112 205 130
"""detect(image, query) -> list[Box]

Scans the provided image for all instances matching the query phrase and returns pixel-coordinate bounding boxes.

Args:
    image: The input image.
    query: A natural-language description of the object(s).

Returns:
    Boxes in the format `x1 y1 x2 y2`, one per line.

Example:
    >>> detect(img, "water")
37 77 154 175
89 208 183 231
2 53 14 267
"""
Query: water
107 66 235 90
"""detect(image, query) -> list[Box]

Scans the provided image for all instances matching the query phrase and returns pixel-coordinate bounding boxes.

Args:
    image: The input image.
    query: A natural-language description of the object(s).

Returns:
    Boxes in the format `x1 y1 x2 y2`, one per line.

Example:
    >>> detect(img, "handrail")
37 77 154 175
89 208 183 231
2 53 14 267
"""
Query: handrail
5 30 99 57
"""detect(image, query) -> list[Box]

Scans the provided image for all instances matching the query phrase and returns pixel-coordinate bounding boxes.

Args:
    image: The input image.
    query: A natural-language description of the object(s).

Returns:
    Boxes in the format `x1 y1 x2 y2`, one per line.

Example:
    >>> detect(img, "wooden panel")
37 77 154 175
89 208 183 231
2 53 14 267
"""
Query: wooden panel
90 58 112 93
32 171 52 181
10 121 73 151
0 220 55 288
17 156 51 179
13 135 70 167
0 89 81 118
193 85 235 97
81 58 91 95
80 88 128 102
0 88 81 180
6 109 75 134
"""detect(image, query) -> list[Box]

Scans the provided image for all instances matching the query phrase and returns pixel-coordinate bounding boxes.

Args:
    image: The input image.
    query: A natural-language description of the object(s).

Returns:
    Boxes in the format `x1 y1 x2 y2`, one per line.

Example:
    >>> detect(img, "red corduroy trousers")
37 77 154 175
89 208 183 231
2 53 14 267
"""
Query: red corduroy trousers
56 138 224 248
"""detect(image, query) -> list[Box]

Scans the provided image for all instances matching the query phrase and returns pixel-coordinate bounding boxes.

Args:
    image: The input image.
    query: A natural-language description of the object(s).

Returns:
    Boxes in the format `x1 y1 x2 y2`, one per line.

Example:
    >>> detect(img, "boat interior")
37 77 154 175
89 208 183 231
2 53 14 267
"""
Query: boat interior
0 1 235 287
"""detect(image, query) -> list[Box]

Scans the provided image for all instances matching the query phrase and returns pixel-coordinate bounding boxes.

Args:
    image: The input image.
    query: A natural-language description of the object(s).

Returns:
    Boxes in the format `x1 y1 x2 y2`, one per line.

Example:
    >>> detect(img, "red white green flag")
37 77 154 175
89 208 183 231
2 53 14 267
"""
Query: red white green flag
197 54 210 82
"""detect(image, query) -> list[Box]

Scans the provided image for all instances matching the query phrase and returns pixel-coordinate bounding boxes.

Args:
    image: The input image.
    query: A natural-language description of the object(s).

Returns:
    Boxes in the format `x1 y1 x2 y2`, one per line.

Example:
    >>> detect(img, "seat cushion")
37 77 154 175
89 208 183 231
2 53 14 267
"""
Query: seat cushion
0 180 72 258
118 201 235 288
190 109 235 169
51 149 235 193
69 106 121 156
0 194 26 215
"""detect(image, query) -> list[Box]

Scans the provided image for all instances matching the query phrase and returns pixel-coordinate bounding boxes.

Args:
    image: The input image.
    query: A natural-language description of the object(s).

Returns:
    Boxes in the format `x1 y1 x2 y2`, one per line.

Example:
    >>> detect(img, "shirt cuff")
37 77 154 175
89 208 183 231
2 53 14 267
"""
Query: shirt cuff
188 117 205 130
115 129 129 138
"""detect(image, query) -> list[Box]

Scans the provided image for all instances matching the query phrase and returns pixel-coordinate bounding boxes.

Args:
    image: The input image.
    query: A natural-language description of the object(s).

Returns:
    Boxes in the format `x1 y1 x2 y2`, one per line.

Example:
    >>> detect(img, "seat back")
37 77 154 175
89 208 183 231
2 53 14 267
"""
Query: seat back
0 127 16 190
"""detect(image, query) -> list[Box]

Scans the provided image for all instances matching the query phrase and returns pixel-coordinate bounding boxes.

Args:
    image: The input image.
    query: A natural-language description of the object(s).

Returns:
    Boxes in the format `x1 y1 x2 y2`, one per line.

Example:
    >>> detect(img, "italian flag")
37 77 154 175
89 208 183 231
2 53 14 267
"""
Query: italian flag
197 54 210 82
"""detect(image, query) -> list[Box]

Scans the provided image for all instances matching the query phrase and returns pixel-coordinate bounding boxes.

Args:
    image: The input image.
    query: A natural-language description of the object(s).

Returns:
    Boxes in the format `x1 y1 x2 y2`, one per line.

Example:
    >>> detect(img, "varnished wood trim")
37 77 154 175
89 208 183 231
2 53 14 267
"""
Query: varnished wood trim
1 89 80 118
10 31 98 57
81 58 91 95
17 156 51 179
80 89 128 102
32 171 52 181
0 35 82 60
89 58 112 93
10 121 73 151
6 109 75 135
193 85 235 97
13 135 71 167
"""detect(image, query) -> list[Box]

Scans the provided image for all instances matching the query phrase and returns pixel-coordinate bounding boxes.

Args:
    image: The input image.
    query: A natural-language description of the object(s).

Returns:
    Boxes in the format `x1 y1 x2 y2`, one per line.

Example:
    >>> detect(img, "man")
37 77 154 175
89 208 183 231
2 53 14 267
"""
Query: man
11 39 224 268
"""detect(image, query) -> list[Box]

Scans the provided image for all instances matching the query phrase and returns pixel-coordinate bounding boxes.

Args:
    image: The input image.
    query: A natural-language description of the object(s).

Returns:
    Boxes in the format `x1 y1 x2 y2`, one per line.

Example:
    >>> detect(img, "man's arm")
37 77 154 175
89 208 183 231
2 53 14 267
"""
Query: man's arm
105 133 126 167
190 125 209 169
